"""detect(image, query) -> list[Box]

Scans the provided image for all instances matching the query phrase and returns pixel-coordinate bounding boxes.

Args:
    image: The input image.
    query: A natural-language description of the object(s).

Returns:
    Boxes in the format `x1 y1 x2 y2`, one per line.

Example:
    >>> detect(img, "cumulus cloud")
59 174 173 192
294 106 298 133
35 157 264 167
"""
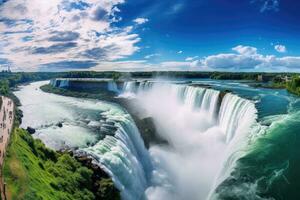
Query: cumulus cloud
177 51 183 54
232 45 257 55
194 45 300 71
274 44 286 53
48 31 80 42
202 53 262 70
133 17 149 25
0 0 141 71
117 45 300 72
84 45 300 72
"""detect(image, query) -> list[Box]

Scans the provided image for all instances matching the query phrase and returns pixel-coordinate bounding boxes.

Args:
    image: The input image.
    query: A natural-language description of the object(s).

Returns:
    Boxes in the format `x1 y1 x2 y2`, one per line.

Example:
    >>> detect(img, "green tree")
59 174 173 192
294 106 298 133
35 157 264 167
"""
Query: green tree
0 79 9 95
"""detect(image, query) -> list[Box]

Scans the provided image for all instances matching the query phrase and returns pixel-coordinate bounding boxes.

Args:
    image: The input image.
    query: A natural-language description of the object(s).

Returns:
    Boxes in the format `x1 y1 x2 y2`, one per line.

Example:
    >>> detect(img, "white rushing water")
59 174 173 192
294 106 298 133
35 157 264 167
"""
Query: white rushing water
18 80 261 200
119 81 259 200
15 81 152 200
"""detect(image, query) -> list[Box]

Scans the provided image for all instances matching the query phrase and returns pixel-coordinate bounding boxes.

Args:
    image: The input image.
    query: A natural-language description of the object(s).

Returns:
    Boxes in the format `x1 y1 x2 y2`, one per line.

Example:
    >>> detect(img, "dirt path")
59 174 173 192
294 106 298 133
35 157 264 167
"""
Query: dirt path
0 96 14 200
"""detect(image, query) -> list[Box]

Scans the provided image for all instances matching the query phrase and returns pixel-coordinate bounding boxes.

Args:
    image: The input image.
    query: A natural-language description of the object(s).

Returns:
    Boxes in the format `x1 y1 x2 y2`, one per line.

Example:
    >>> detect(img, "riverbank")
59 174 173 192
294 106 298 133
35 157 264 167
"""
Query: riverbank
2 85 120 199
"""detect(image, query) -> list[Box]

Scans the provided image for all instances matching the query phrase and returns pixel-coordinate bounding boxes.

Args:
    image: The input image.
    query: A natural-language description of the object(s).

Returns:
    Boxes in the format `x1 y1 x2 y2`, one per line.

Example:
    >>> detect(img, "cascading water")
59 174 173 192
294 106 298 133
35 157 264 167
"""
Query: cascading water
50 79 70 88
82 109 152 200
124 81 137 93
19 80 296 200
107 81 120 93
16 81 153 200
118 80 259 200
219 93 257 143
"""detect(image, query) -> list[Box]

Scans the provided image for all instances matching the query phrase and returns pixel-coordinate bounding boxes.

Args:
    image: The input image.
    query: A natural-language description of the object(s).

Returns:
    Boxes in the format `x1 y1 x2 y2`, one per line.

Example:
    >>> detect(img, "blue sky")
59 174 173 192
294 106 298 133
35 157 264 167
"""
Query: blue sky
1 0 300 71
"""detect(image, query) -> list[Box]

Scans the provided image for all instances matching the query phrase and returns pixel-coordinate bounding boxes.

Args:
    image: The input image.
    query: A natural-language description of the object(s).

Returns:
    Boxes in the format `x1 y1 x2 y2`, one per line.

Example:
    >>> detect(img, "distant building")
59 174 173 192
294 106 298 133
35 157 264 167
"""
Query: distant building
0 65 12 73
284 75 292 82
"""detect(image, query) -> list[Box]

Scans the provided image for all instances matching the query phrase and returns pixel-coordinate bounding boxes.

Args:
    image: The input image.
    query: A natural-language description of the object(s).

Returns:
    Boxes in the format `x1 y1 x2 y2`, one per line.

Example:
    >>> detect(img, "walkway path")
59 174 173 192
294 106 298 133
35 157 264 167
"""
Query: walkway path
0 96 14 200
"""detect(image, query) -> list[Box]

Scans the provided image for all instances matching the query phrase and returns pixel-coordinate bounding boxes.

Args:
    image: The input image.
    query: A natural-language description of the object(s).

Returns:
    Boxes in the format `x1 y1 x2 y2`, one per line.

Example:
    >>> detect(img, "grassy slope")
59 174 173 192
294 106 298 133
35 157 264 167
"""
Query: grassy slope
3 128 95 200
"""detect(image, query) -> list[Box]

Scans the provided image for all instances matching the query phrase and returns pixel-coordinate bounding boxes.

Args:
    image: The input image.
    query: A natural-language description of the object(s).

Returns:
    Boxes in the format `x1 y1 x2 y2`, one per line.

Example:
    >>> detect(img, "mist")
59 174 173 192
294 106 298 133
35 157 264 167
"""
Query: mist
122 80 257 200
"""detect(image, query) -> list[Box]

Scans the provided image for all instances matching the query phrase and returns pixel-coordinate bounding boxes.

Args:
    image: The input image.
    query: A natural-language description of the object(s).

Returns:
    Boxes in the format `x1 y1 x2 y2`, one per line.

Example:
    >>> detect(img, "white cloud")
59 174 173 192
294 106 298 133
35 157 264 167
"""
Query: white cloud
197 45 300 71
232 45 257 55
80 47 300 72
274 44 286 53
133 18 149 25
0 0 142 71
177 51 183 54
88 60 186 71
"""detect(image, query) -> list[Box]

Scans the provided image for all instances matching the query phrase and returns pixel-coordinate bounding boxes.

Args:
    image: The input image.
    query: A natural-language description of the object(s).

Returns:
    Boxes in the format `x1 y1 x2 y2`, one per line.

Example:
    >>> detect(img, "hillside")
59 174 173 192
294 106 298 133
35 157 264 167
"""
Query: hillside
3 128 120 200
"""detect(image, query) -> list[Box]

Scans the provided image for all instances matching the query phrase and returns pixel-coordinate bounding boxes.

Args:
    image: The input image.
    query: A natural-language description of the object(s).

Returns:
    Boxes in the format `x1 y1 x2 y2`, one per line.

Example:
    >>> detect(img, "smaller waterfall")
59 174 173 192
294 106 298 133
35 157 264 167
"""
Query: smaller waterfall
119 81 138 98
207 93 259 199
108 81 120 93
123 81 137 93
218 93 257 143
200 89 220 120
50 79 69 88
138 81 153 93
83 109 152 200
182 86 206 109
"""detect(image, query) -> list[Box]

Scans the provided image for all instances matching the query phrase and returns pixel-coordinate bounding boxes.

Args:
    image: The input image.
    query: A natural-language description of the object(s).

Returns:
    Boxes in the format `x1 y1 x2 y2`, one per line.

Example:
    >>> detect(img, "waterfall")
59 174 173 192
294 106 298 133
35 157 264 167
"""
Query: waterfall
82 109 152 200
174 85 220 120
181 86 206 109
120 81 220 122
118 81 138 98
18 80 291 200
108 81 120 93
119 80 259 200
218 93 257 143
123 81 137 93
50 79 69 88
138 81 153 93
207 93 259 200
49 79 259 199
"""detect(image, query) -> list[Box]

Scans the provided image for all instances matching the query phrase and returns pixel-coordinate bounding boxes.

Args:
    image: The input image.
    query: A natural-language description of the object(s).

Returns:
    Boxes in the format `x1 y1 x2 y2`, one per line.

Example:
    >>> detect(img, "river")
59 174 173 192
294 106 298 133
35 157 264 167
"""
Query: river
15 79 300 200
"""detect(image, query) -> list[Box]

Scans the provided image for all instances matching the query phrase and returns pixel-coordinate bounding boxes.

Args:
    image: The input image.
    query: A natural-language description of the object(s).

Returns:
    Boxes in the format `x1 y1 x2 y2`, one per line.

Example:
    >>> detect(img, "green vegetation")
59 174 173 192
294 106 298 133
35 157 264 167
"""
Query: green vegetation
0 79 9 95
3 128 120 200
0 72 64 89
0 72 120 200
60 71 299 81
287 76 300 95
4 128 93 200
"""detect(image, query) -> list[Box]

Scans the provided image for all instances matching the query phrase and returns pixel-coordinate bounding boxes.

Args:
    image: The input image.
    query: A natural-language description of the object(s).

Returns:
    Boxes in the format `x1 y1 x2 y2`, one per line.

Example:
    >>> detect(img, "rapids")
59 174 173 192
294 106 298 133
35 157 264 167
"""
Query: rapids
15 81 152 200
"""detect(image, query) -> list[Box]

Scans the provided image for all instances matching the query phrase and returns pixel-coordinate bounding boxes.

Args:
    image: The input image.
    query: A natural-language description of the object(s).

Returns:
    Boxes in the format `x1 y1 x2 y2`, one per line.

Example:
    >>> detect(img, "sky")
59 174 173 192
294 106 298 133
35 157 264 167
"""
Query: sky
1 0 300 72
